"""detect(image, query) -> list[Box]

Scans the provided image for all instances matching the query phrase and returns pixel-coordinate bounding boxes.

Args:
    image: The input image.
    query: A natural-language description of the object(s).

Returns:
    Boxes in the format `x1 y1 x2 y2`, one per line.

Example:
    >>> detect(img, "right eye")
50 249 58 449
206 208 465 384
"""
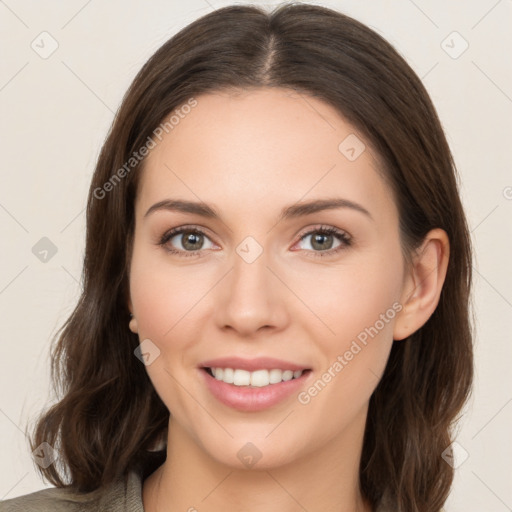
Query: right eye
159 226 216 257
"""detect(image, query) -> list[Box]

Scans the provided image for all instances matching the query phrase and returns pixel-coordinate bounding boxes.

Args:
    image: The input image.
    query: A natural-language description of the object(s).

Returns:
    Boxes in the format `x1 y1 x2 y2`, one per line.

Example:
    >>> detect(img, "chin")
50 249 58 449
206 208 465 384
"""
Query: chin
197 431 310 471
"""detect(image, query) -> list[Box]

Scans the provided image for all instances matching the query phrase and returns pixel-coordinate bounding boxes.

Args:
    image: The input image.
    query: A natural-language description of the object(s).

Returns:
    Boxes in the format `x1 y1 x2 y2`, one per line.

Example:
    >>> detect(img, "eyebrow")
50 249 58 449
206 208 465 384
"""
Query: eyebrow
144 197 373 222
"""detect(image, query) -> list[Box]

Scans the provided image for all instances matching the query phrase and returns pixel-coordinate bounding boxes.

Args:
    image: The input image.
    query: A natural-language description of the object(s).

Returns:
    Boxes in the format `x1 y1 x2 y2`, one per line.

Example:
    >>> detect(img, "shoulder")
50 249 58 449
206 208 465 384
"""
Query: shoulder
0 486 96 511
0 470 144 512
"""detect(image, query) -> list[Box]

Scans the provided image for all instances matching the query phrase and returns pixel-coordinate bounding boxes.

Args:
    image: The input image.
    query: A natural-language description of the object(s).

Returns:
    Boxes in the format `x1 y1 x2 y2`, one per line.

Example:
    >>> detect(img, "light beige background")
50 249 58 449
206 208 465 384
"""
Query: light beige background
1 0 511 510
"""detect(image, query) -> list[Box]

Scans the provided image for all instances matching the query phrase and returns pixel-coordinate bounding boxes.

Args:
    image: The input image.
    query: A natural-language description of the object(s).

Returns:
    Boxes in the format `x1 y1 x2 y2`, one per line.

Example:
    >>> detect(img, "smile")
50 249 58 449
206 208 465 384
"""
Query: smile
199 357 312 412
206 367 306 387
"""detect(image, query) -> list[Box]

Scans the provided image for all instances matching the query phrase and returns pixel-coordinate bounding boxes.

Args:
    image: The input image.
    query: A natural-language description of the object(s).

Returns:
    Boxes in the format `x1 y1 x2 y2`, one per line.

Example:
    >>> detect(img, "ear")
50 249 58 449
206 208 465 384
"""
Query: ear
393 228 450 341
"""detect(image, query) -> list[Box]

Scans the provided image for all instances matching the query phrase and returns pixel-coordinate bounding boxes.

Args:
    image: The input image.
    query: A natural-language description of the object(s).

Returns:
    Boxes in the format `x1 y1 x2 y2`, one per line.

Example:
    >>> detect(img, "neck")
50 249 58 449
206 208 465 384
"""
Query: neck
143 407 372 512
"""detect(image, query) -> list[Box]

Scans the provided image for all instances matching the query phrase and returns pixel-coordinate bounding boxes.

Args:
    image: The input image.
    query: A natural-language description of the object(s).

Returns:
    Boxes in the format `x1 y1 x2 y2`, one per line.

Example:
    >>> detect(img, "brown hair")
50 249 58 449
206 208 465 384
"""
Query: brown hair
28 3 473 511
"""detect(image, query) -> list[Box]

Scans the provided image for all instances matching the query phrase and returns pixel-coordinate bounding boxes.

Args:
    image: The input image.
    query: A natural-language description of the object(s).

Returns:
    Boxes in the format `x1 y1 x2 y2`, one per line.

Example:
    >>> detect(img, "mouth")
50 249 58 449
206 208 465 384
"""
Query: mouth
202 367 311 387
198 357 312 411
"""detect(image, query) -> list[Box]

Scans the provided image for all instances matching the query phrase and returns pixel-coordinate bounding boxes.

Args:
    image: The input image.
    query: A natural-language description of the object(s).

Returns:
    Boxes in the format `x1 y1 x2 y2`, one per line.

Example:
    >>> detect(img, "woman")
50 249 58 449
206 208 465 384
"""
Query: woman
2 3 473 511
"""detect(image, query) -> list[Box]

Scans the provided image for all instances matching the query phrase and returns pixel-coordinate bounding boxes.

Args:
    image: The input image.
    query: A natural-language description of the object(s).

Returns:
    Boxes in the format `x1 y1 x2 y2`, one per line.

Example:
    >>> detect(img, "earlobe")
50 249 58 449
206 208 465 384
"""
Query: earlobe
393 228 450 341
129 315 139 333
127 299 138 333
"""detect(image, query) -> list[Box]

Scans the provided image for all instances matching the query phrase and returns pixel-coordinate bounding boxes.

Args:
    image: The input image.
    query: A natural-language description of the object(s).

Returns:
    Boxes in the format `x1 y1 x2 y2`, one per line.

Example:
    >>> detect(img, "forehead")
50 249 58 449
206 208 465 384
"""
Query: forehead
136 87 395 223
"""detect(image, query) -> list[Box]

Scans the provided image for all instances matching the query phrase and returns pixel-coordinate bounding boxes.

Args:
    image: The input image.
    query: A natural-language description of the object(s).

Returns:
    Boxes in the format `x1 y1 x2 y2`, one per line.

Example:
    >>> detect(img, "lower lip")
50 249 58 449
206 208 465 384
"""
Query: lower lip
200 368 310 412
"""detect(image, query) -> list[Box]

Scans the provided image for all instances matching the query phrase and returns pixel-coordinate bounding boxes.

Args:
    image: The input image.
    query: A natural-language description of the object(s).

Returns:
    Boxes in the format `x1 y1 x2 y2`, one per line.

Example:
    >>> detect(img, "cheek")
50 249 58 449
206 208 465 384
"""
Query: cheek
128 245 203 412
129 240 203 340
298 244 403 412
302 250 403 352
130 263 172 339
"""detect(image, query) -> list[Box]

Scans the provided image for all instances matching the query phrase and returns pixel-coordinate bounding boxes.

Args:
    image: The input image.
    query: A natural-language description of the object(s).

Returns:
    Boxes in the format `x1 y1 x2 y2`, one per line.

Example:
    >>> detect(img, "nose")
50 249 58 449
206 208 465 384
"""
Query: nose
214 243 289 338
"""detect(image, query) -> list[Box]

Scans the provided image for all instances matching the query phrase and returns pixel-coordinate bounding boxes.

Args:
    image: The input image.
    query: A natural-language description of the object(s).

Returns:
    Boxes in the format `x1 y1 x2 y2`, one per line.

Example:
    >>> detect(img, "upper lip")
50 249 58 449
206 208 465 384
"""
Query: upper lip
199 357 310 372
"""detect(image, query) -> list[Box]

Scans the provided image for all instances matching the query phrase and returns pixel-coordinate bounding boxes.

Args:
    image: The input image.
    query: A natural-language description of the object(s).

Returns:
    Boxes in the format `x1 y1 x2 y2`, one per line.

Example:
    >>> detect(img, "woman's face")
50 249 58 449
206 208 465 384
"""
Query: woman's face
128 87 407 469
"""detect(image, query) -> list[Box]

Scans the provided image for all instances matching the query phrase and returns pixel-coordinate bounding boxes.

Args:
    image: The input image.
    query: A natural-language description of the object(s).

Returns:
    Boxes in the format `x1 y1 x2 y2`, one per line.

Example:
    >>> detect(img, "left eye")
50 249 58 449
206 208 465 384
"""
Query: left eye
294 227 351 256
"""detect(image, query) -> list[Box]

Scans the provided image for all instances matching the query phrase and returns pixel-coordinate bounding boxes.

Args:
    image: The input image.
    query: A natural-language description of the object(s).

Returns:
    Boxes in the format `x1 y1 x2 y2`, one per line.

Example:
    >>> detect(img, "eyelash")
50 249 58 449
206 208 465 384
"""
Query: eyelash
158 225 352 259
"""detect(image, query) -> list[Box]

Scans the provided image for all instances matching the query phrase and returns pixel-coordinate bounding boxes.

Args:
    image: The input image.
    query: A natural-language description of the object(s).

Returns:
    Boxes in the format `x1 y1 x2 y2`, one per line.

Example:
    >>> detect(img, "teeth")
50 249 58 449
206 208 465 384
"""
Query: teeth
250 369 269 387
222 367 234 383
269 369 283 384
233 369 251 386
282 370 293 381
209 367 305 387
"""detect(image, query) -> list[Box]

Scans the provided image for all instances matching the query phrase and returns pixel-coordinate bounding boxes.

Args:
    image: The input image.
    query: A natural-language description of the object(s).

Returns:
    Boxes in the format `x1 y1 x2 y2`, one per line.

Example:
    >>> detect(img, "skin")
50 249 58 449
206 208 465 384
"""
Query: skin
127 87 449 512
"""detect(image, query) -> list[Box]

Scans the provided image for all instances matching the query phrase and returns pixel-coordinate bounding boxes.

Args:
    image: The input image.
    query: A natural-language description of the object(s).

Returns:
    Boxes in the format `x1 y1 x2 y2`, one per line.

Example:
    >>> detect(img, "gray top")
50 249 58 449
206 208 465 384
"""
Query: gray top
1 453 397 512
0 470 142 511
